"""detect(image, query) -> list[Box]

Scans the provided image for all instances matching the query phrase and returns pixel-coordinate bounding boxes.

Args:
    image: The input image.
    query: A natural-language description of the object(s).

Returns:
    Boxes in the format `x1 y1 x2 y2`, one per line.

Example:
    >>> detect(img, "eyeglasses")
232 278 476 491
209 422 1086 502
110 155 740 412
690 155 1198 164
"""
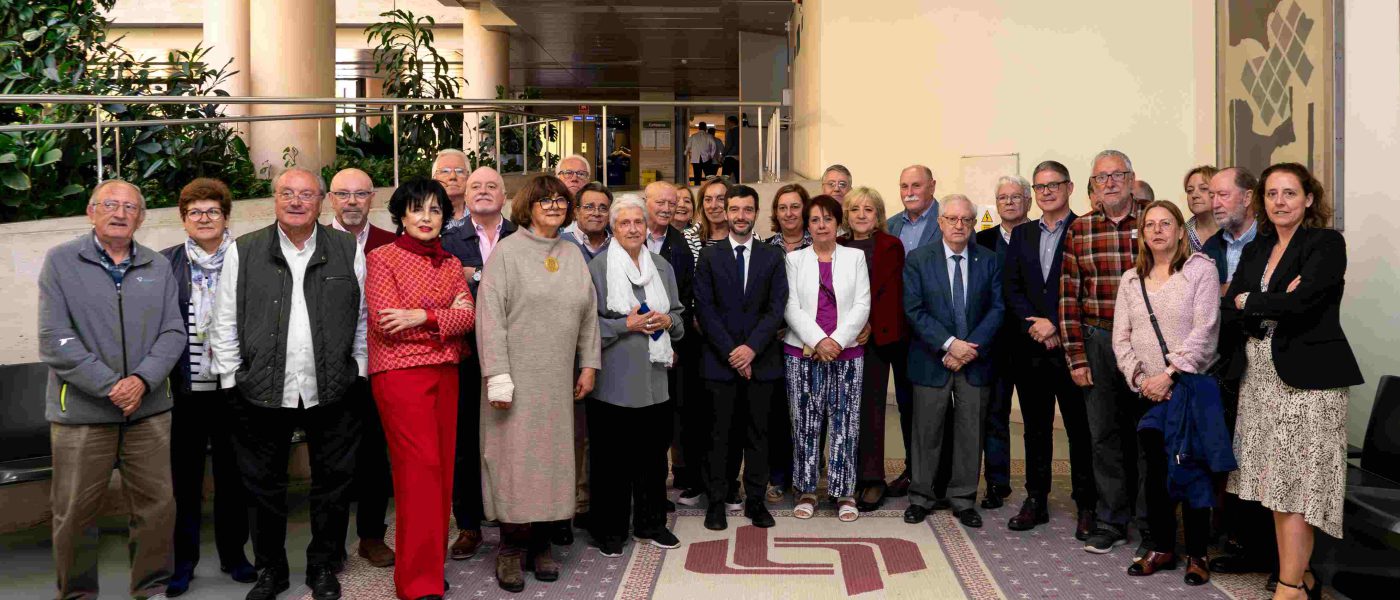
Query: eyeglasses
533 196 569 209
823 180 850 190
941 216 975 227
330 190 372 201
436 167 466 177
277 189 320 203
1031 180 1069 193
995 194 1027 204
185 208 224 220
93 200 141 214
579 203 609 214
557 169 590 179
1089 171 1132 185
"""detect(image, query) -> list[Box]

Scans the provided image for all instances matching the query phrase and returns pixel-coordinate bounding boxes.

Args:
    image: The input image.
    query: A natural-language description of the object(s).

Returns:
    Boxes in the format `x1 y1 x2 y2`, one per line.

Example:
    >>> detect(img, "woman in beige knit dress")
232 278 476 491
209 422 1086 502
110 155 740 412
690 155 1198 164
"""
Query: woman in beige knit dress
477 174 601 593
1224 163 1362 600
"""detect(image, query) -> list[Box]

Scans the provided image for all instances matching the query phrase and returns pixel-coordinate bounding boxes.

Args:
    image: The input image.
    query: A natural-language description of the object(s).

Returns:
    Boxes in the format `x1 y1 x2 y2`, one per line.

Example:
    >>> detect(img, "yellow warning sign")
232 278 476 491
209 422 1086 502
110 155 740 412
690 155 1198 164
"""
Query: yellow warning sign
976 206 996 231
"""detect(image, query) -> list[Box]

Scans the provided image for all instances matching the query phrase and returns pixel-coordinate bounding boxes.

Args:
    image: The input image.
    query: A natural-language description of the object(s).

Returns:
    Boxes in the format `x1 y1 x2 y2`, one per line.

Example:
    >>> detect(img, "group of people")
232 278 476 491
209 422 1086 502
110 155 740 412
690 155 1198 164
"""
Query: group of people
684 117 741 185
38 145 1358 600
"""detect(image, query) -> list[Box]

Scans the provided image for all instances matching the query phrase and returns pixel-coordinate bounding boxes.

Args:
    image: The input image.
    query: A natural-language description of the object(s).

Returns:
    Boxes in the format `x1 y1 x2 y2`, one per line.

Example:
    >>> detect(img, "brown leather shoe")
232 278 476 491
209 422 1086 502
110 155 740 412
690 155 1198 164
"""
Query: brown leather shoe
1127 551 1179 576
1183 555 1210 586
526 546 560 582
357 538 395 568
451 529 482 561
495 550 525 593
885 472 912 498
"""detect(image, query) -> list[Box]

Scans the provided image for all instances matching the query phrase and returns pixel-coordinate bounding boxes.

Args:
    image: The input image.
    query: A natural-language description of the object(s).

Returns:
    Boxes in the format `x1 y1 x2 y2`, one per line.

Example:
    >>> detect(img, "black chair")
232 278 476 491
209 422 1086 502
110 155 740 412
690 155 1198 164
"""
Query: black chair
0 363 56 486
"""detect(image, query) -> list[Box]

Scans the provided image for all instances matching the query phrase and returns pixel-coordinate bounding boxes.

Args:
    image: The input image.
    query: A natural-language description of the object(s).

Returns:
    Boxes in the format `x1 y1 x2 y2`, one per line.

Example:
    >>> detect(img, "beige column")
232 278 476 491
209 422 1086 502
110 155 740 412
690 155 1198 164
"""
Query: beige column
202 0 250 137
462 6 510 152
248 0 336 176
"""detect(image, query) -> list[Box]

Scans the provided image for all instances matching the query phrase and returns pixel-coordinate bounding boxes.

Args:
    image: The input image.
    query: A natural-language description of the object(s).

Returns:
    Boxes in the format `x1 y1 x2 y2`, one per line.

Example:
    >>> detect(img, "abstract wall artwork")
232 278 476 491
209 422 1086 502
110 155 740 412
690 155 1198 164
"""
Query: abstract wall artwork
1217 0 1342 226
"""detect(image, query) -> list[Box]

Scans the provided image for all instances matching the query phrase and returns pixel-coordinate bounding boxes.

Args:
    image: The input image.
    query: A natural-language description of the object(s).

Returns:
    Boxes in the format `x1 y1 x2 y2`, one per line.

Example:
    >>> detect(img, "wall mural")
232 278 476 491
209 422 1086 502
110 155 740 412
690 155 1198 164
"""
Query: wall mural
1217 0 1342 227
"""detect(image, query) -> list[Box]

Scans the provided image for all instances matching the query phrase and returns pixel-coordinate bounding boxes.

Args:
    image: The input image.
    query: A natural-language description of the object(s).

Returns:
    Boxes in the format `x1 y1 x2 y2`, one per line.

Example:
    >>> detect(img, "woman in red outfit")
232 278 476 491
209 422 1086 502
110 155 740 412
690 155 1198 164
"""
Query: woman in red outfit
366 179 475 600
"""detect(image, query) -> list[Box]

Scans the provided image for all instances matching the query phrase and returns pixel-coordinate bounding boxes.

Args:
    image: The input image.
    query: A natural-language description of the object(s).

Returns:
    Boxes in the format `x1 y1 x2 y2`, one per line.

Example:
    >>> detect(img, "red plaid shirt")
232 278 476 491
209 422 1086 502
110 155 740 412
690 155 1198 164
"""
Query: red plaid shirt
1058 199 1148 371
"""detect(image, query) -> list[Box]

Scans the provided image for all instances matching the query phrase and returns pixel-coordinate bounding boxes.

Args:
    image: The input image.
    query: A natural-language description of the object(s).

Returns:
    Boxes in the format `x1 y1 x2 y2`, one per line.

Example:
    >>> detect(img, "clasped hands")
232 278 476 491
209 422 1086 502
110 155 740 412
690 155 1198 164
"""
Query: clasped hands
942 339 979 372
1139 372 1174 402
108 375 146 417
624 305 671 335
378 292 472 334
1024 317 1061 350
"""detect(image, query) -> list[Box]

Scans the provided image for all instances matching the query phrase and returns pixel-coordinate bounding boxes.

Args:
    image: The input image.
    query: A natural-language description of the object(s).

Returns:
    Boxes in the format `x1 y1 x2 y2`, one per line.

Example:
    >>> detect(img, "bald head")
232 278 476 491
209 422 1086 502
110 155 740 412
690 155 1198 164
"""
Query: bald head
899 164 937 218
466 166 506 219
328 168 375 231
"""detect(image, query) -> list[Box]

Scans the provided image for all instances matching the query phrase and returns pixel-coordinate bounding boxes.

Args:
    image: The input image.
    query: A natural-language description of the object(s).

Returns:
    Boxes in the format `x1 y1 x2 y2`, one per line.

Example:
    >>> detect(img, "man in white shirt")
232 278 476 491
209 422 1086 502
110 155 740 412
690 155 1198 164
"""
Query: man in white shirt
211 167 368 600
686 122 715 185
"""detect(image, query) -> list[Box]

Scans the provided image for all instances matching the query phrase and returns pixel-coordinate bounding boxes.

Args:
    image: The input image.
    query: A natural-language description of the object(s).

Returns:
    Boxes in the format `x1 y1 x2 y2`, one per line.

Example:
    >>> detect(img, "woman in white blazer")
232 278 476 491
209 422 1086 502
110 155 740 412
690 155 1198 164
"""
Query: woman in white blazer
782 195 871 522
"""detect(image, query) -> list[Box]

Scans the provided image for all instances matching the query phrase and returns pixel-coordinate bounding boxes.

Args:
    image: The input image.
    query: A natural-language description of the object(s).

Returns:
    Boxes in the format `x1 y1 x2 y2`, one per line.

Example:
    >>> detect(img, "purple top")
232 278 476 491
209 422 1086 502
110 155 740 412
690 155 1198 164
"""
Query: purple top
785 261 865 360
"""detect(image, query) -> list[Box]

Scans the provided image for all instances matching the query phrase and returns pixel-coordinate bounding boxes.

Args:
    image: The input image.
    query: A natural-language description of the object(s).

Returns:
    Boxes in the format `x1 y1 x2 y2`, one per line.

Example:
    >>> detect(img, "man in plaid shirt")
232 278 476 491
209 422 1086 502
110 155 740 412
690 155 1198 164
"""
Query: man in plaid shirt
1058 149 1150 555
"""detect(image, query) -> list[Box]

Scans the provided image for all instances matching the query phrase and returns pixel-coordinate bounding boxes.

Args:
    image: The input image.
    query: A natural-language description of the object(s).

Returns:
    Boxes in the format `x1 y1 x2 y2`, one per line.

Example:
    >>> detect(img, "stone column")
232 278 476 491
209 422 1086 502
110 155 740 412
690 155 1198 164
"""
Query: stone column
202 0 250 137
462 6 510 153
247 0 336 176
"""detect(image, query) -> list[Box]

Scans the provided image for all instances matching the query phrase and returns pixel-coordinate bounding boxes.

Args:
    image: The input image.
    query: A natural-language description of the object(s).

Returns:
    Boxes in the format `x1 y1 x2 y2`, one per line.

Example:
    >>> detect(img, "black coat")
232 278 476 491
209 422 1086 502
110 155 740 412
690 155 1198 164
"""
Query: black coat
692 238 788 382
655 226 695 310
1223 227 1362 390
1002 214 1077 358
159 243 195 394
442 216 518 299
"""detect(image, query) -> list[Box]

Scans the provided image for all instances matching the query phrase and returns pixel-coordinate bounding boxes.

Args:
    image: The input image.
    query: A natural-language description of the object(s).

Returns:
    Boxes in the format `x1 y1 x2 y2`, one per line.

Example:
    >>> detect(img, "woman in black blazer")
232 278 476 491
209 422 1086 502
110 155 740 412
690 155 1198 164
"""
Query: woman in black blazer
1223 163 1362 600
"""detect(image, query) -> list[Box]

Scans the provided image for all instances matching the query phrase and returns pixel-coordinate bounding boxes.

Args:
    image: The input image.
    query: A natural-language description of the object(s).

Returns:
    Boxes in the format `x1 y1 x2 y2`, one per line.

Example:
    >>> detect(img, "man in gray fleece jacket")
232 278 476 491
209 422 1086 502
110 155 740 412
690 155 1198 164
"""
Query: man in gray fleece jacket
37 179 185 600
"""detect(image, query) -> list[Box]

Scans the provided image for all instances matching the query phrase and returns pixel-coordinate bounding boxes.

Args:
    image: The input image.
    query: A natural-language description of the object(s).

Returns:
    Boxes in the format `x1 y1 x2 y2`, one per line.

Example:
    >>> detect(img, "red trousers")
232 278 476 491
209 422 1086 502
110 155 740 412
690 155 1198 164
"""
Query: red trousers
372 364 459 600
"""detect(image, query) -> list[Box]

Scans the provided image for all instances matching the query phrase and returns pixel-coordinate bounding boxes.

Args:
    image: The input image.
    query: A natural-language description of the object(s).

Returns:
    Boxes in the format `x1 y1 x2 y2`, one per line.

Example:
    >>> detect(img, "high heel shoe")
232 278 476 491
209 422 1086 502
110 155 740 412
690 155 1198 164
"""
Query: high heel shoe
1276 569 1321 600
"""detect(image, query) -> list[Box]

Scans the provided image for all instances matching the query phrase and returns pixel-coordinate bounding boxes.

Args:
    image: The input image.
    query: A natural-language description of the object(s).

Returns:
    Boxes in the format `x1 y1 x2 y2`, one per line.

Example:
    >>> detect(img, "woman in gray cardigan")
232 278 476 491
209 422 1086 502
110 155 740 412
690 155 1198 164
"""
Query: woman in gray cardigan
586 195 686 558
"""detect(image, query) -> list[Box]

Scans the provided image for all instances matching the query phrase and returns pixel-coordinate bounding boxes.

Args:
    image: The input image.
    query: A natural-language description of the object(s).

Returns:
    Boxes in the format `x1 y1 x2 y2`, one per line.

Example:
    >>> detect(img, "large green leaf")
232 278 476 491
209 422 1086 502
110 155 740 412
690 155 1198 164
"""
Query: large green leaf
33 148 61 166
1 169 32 191
0 153 16 164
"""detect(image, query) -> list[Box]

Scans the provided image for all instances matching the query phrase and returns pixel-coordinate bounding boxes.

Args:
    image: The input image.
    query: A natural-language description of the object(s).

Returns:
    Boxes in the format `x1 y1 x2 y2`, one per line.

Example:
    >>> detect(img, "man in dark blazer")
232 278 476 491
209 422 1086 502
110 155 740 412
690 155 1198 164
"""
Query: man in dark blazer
902 195 1003 529
1001 161 1096 538
644 182 698 493
441 166 518 558
693 184 787 532
326 168 398 568
974 177 1032 511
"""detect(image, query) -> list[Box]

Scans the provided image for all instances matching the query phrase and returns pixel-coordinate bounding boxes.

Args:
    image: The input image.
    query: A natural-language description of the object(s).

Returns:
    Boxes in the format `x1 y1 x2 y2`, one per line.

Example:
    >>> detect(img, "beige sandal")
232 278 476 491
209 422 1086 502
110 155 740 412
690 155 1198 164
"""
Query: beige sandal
837 498 859 522
794 494 818 519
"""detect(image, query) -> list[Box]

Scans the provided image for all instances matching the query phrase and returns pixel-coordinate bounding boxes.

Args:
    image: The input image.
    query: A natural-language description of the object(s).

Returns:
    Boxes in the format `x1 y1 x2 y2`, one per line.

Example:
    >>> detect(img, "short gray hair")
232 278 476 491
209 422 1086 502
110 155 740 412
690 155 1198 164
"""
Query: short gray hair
88 179 146 210
994 175 1032 200
432 148 469 170
941 193 974 214
1090 149 1134 174
273 167 326 194
557 154 590 174
822 164 852 181
609 193 649 228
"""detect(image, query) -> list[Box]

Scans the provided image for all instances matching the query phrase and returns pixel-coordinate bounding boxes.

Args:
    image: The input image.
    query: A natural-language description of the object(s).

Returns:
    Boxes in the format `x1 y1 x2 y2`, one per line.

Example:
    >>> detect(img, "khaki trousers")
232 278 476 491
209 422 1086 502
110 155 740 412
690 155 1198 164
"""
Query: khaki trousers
50 411 175 600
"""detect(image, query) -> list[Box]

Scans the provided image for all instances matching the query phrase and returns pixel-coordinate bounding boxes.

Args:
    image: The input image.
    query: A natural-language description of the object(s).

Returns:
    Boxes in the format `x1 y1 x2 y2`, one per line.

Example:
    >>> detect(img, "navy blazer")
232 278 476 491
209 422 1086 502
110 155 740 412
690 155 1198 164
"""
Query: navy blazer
887 207 941 251
655 226 695 309
693 237 789 382
159 243 196 394
442 216 518 298
1003 214 1077 356
903 241 1004 388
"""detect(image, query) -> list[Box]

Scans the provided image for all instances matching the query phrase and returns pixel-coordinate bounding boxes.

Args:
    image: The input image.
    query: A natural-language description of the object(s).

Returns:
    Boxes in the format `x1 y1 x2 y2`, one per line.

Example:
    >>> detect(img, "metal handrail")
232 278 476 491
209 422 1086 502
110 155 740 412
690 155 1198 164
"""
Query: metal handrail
0 94 786 187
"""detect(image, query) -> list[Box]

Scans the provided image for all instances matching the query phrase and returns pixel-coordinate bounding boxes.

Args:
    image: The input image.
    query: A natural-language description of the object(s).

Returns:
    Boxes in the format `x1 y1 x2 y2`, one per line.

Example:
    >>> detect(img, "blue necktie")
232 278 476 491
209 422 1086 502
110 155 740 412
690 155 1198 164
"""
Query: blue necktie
735 245 747 294
951 254 968 339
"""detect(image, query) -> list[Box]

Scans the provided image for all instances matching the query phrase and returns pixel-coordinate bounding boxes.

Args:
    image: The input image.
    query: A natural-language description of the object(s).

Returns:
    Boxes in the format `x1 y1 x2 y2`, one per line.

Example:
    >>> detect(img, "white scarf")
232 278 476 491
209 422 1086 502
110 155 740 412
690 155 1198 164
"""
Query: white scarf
605 243 674 366
186 231 231 380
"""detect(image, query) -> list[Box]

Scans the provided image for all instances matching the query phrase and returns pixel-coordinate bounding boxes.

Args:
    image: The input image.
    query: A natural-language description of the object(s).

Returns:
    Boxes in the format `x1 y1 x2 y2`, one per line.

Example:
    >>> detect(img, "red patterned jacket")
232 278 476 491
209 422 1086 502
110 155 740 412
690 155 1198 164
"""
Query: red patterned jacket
365 242 475 375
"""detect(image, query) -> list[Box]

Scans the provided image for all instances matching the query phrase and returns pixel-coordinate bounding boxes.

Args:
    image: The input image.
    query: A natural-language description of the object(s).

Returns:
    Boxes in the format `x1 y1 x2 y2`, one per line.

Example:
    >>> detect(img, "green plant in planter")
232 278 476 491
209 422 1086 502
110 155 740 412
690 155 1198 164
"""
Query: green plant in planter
365 9 463 164
474 86 560 174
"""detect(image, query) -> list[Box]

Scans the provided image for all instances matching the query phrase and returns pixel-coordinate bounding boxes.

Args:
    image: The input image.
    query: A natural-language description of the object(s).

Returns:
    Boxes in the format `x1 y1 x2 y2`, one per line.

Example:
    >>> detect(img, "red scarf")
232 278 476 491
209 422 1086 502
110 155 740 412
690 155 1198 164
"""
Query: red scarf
394 234 452 268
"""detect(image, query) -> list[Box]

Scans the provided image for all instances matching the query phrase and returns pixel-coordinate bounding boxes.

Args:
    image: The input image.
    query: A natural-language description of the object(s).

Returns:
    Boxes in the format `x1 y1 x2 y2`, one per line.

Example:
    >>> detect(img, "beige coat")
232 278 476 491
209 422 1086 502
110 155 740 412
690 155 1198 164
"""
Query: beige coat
477 227 601 523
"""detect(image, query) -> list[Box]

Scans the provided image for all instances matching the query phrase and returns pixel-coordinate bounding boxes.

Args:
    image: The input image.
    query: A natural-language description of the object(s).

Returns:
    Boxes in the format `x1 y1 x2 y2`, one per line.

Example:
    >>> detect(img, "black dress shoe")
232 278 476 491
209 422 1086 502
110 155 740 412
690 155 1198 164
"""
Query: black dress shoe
885 472 912 498
306 566 342 600
1075 509 1095 541
244 567 289 600
744 502 775 528
980 493 1004 510
704 504 728 531
855 483 886 512
954 508 983 528
903 505 931 524
1007 497 1050 531
1208 554 1274 574
990 484 1012 499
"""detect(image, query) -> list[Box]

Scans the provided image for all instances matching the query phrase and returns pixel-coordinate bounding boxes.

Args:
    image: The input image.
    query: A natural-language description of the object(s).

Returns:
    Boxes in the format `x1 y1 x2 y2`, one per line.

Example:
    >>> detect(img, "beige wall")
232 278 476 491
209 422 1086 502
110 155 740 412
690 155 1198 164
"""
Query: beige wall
794 0 1215 217
1339 1 1400 444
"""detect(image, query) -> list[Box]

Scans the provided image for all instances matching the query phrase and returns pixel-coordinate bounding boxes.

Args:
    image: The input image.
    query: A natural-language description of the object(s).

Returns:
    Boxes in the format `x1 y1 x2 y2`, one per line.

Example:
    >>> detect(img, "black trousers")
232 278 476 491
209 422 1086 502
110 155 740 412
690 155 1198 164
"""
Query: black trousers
768 381 793 488
706 379 774 504
229 393 360 571
171 388 250 570
1020 352 1097 510
721 156 740 181
452 356 485 532
587 399 671 542
351 384 392 540
691 163 706 185
1140 429 1210 556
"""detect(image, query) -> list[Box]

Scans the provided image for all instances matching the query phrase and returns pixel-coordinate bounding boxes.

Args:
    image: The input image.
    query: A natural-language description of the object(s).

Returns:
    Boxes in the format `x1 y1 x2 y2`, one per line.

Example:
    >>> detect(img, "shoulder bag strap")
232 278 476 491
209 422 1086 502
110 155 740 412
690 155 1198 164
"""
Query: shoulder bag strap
1138 275 1171 362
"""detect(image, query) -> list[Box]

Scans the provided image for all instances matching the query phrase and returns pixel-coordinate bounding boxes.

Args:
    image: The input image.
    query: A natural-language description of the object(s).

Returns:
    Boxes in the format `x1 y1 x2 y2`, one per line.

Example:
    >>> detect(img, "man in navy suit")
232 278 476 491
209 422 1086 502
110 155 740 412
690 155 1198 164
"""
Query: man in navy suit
884 164 941 499
643 182 698 496
902 195 1003 529
974 176 1031 512
1002 160 1097 538
693 184 787 532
